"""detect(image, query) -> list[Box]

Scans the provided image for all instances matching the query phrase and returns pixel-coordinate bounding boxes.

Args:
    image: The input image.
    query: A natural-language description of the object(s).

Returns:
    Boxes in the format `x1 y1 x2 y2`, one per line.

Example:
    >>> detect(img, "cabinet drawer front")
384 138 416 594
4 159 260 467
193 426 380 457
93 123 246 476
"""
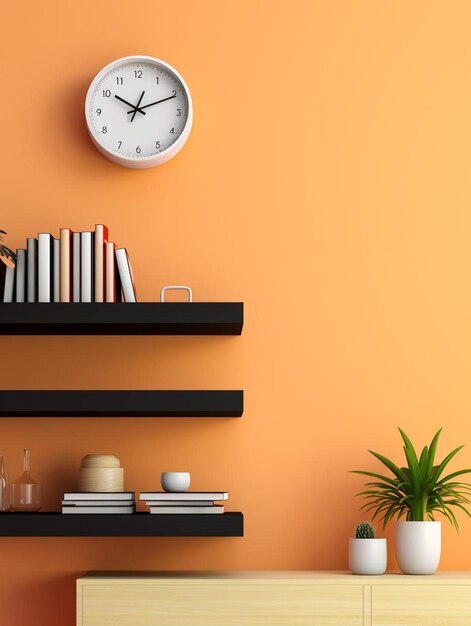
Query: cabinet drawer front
372 585 471 626
81 583 363 626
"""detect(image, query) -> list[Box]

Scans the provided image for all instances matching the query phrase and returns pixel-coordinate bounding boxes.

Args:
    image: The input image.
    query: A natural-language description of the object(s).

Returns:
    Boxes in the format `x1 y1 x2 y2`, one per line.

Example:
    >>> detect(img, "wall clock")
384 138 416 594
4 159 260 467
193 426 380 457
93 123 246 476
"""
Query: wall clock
85 55 193 169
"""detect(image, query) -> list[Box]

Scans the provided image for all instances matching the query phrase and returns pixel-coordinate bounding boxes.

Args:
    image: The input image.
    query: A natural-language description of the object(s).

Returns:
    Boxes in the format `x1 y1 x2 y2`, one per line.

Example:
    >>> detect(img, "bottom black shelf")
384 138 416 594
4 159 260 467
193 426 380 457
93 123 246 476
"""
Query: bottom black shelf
0 512 243 537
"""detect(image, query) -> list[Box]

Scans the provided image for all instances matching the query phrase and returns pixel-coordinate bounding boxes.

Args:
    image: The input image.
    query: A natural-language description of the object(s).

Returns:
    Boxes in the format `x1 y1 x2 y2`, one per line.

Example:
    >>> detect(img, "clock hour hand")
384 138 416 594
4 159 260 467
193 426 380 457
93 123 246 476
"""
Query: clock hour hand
126 93 177 114
114 94 146 116
130 91 146 122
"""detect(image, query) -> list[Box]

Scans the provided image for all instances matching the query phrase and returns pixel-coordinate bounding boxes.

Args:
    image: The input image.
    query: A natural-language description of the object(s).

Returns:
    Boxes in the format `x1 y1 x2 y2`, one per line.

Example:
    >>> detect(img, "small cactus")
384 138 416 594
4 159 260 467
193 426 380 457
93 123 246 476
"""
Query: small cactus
355 521 375 539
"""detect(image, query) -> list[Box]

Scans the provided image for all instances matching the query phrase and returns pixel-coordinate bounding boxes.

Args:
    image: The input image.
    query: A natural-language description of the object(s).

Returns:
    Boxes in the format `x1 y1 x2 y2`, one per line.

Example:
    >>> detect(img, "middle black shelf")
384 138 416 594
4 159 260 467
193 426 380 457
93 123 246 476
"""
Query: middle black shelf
0 390 243 418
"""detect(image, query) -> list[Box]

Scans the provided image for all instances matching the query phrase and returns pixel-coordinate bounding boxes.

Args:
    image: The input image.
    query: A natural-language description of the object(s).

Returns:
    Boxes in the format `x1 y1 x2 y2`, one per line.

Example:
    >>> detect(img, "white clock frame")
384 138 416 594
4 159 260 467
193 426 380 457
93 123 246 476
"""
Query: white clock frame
84 55 193 169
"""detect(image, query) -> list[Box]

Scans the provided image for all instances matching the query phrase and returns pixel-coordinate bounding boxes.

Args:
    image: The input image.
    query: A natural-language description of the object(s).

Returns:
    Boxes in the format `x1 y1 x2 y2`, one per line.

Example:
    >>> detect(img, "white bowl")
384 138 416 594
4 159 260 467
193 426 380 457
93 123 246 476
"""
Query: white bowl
161 472 191 493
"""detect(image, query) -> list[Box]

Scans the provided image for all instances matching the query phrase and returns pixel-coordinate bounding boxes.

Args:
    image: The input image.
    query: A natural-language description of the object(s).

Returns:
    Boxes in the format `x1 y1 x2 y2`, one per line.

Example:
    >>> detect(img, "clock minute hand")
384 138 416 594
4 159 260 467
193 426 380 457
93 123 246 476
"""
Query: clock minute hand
114 94 146 115
126 93 177 114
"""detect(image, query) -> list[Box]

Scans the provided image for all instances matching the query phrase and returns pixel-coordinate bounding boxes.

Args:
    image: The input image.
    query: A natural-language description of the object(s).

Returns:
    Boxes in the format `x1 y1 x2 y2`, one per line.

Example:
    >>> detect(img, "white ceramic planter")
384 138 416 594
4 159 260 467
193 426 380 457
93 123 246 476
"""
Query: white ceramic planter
349 537 387 575
395 521 441 574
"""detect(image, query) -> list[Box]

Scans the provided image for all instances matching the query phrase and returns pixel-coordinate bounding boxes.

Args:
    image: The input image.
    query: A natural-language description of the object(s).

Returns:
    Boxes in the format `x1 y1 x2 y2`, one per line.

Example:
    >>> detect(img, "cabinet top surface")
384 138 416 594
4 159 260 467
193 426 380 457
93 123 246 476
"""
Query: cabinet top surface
78 570 471 585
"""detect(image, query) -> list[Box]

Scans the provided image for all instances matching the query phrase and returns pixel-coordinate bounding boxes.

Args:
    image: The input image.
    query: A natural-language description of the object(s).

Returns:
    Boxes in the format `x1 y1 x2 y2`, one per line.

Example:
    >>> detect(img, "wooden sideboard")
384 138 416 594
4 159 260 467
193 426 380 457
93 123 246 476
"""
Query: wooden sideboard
77 570 471 626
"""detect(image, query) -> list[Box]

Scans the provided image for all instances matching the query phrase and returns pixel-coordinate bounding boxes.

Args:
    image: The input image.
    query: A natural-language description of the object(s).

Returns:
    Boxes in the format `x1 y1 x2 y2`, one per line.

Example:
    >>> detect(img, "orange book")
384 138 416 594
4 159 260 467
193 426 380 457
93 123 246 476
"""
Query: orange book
60 228 72 302
105 242 117 302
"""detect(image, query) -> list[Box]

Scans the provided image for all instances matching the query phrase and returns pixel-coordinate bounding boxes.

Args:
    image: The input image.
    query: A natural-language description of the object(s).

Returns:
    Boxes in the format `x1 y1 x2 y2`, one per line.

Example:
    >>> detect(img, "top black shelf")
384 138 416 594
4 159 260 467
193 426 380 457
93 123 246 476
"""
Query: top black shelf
0 303 243 335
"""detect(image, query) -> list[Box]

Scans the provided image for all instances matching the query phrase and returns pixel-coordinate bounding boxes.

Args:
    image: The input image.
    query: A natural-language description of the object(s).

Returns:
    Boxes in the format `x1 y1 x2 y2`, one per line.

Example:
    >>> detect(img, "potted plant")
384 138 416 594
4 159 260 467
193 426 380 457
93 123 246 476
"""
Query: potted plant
0 230 15 268
352 428 471 574
349 521 387 575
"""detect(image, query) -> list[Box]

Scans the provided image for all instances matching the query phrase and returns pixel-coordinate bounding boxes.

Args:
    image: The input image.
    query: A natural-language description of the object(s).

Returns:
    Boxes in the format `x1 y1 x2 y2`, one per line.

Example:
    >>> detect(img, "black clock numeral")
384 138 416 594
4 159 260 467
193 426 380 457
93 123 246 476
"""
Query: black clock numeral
136 146 141 154
155 76 159 84
96 108 102 116
117 141 122 149
169 128 175 134
116 77 123 85
134 70 143 78
155 141 160 149
102 89 111 97
102 126 107 134
176 109 181 116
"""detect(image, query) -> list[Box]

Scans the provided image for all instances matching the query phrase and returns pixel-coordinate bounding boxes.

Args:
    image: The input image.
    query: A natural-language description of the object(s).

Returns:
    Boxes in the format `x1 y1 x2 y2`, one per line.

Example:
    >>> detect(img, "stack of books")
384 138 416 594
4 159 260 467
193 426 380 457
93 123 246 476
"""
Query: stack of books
139 491 229 514
0 224 137 303
62 492 136 514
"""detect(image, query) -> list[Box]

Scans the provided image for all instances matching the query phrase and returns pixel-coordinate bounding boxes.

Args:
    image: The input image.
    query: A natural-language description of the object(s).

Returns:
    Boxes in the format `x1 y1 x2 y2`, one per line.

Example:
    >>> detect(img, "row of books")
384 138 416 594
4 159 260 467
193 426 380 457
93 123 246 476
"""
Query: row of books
61 491 229 514
0 225 137 303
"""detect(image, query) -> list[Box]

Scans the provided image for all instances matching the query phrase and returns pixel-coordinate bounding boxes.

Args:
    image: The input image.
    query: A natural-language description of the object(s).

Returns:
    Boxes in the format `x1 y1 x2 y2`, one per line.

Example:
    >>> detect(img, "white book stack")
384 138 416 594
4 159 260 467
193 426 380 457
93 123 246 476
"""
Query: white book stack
139 492 229 514
62 492 136 514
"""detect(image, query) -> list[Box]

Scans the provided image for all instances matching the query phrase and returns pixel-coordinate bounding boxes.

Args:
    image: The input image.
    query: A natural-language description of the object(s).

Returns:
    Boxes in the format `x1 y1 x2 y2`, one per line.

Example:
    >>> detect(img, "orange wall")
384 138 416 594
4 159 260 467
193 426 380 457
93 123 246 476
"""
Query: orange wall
2 0 471 623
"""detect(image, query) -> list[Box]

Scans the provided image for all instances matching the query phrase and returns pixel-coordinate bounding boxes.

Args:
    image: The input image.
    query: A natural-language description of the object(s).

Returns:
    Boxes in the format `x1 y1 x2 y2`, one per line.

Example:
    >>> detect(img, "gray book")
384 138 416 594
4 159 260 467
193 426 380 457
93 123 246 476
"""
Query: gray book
3 266 15 302
26 238 37 302
80 232 94 303
15 249 26 302
72 232 81 302
62 506 135 514
38 233 54 302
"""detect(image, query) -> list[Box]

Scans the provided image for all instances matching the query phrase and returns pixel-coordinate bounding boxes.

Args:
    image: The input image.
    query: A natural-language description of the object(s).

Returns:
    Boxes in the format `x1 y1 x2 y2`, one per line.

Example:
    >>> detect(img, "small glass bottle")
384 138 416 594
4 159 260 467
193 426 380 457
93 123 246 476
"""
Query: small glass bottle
11 449 41 512
0 454 9 512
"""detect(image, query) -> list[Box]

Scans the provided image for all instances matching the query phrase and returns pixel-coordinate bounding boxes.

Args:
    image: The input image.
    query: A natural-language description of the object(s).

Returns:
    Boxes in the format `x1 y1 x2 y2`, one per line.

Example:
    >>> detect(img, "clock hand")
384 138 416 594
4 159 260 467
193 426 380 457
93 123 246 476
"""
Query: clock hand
114 94 146 115
126 93 177 114
130 91 146 122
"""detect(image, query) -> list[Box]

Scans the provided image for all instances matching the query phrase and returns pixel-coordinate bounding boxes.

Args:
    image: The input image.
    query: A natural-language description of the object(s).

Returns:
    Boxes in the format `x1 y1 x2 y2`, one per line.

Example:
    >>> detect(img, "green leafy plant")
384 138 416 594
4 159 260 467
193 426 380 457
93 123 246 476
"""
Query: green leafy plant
352 428 471 532
0 230 15 267
355 521 375 538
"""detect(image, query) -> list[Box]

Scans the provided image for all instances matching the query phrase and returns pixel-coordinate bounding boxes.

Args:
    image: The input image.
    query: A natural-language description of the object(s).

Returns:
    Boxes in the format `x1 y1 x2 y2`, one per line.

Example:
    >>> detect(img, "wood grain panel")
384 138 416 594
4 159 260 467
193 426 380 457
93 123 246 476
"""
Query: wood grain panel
80 582 363 626
372 585 471 626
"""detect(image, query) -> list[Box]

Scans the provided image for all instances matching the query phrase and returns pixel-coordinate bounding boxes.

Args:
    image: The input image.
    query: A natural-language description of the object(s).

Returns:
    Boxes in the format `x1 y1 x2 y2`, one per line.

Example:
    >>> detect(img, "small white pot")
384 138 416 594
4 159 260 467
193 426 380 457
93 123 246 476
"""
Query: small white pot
349 537 387 575
395 521 441 575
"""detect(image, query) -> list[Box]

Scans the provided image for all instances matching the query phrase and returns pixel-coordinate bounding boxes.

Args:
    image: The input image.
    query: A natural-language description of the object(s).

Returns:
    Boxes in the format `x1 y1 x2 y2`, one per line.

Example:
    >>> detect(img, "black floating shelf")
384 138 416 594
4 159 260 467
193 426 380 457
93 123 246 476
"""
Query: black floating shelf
0 302 243 335
0 512 244 537
0 390 243 418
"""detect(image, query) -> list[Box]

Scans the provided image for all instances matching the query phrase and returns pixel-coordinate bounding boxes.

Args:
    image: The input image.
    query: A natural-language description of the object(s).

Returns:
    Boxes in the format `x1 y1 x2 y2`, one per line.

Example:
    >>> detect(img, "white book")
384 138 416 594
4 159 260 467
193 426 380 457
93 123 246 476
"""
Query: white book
62 500 134 506
63 492 135 501
140 492 229 501
3 266 15 302
80 232 94 302
145 501 215 507
53 238 60 302
94 224 108 302
15 249 26 302
149 506 224 514
62 506 135 514
115 248 136 302
72 232 81 302
26 238 37 302
38 233 54 302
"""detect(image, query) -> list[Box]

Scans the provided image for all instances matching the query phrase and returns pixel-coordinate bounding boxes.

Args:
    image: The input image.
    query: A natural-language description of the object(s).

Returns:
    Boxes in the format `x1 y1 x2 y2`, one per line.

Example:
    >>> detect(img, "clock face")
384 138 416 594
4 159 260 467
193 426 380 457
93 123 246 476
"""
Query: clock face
85 56 192 168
